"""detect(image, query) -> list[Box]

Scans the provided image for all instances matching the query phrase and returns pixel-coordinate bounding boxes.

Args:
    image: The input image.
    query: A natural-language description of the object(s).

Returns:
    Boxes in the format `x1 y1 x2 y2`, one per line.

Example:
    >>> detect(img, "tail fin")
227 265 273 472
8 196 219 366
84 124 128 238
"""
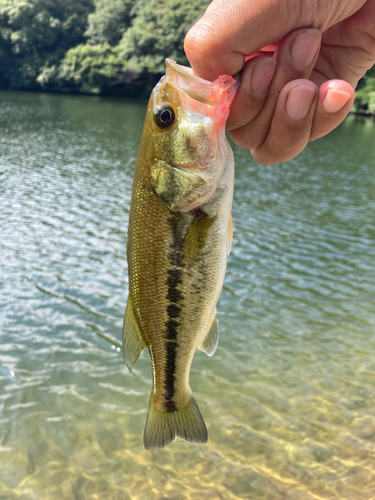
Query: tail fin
143 394 208 449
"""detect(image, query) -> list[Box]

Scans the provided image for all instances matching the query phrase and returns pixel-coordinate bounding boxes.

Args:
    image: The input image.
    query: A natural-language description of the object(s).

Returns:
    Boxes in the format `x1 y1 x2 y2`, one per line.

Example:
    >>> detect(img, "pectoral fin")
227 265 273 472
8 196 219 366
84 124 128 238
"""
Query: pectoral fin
181 210 216 266
199 310 219 356
122 295 147 372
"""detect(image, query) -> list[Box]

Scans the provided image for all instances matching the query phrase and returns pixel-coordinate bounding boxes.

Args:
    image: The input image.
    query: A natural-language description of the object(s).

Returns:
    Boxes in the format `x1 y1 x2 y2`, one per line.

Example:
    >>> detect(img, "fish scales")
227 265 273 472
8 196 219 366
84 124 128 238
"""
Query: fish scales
123 59 238 449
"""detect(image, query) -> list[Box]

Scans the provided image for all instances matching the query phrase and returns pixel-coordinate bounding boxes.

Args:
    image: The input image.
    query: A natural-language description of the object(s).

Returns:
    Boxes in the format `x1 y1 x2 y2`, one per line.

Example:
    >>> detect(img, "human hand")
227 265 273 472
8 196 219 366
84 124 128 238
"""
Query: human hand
185 0 375 164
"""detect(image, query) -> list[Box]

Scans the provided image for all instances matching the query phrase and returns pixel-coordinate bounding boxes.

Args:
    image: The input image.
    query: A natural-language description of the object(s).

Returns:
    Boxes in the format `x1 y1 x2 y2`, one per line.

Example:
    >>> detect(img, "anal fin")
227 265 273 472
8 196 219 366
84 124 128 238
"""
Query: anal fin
122 294 147 372
228 212 233 255
199 310 219 357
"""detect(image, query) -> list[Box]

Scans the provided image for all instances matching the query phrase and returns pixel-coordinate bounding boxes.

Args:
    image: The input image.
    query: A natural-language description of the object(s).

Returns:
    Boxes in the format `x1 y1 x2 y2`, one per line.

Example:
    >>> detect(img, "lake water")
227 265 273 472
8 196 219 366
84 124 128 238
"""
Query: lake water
1 90 375 500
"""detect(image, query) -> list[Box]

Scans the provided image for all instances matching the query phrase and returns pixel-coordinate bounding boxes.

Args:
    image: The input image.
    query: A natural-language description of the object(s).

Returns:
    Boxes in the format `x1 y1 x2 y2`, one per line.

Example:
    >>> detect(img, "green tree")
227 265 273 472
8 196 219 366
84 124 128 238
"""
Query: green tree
119 0 210 77
54 0 209 96
353 65 375 115
0 0 94 89
57 42 131 94
85 0 134 46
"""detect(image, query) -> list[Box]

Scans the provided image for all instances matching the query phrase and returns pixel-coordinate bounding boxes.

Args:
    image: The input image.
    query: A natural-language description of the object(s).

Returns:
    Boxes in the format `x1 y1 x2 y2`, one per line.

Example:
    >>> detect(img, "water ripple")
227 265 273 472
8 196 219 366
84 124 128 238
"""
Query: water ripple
1 93 375 499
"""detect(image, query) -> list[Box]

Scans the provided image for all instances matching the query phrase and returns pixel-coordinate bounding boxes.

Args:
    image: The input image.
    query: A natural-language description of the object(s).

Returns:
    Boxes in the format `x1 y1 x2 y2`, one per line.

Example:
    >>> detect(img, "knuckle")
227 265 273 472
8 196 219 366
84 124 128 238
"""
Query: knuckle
184 20 219 67
253 147 300 165
183 25 200 55
229 128 265 151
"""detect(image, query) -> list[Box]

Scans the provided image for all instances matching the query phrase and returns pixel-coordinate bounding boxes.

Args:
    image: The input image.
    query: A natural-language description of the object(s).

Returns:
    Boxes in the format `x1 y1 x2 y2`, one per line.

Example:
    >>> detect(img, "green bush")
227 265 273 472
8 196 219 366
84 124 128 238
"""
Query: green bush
0 0 94 89
56 43 127 94
119 0 209 77
353 66 375 115
85 0 134 46
0 0 209 94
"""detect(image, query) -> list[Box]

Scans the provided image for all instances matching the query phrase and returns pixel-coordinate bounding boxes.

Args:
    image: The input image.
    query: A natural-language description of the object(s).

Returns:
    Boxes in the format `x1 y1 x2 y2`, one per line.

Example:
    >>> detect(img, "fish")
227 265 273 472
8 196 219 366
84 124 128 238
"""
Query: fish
123 58 238 449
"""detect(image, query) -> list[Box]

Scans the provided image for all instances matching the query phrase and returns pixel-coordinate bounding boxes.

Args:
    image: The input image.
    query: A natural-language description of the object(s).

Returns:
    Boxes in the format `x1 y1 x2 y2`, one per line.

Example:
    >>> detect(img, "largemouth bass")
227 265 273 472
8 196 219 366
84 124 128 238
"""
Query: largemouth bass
123 59 238 449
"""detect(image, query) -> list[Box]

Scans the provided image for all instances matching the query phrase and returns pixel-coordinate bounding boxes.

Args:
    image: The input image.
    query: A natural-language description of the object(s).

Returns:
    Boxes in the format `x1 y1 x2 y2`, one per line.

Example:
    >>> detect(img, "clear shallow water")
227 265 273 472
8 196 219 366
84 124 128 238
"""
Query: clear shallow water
1 90 375 500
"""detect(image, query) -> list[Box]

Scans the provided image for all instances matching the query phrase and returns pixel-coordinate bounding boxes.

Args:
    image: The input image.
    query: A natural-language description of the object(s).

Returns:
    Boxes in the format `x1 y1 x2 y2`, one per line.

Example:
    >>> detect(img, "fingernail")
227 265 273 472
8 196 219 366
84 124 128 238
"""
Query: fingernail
286 85 316 121
322 88 351 113
290 29 320 69
251 58 277 94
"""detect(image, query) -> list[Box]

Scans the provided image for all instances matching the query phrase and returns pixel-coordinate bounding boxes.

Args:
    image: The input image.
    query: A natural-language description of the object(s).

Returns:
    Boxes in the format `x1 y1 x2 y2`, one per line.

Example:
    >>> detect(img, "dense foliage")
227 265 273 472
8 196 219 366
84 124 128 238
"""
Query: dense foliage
0 0 209 96
0 0 374 110
352 66 375 115
0 0 94 89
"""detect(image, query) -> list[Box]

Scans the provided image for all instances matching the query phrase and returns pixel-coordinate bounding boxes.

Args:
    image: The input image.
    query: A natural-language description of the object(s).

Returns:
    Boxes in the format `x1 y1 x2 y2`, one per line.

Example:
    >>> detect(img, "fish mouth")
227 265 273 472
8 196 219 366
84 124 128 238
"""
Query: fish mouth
155 152 215 174
165 59 238 107
170 150 217 172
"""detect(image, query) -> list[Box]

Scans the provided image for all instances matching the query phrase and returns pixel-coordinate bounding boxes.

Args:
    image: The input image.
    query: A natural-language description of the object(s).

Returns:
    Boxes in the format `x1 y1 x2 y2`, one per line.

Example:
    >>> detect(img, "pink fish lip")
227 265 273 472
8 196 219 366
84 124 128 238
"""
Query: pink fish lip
165 59 238 107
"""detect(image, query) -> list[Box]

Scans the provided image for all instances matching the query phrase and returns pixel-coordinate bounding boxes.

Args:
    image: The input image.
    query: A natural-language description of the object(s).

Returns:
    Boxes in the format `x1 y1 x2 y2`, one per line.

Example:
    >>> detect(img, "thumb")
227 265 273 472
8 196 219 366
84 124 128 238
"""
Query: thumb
184 0 302 80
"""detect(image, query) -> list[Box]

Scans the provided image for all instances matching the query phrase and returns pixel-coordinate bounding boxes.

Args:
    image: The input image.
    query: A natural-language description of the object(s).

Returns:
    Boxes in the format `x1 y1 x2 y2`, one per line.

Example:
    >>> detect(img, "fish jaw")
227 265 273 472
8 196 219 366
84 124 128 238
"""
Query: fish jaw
147 59 238 212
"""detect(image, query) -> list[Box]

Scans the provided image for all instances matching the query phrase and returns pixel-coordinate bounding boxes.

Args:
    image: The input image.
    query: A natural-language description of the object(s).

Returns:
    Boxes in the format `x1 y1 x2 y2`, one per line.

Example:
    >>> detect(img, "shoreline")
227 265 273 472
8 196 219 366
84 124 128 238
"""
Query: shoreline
1 87 374 117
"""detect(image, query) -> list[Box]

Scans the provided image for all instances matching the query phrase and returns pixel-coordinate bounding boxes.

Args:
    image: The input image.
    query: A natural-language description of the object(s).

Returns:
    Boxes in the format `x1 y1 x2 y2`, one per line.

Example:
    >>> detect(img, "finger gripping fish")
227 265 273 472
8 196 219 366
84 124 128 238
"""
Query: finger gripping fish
123 59 238 449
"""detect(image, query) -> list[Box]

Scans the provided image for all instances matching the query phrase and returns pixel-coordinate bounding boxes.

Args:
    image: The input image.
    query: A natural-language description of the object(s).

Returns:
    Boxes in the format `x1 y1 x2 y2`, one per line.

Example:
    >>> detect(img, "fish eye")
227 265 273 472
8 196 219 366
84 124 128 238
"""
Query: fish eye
153 105 176 130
